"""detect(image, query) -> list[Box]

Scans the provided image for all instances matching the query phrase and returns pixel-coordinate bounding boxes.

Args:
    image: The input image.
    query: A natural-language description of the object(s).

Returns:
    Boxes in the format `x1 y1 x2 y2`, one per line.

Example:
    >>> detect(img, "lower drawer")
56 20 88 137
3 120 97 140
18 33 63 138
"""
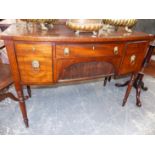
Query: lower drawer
17 56 53 84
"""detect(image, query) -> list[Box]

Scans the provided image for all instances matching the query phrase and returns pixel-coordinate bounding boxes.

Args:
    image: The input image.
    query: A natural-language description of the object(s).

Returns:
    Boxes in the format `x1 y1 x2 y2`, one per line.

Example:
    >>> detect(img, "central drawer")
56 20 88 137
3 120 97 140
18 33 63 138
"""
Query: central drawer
56 43 125 58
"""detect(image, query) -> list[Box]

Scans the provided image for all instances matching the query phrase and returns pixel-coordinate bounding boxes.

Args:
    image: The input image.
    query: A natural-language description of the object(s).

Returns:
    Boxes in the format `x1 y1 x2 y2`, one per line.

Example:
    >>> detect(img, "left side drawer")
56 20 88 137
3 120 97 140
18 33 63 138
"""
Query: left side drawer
15 42 53 84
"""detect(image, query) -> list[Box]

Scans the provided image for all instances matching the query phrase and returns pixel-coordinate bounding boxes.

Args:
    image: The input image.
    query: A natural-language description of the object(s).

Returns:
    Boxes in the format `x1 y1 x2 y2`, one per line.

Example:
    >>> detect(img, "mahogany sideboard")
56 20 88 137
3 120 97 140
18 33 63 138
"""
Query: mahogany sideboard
0 23 154 127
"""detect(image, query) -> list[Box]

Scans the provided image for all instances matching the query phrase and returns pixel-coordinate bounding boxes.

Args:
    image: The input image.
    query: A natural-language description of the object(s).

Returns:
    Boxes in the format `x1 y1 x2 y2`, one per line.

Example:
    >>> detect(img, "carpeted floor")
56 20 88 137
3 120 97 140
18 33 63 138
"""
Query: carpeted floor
0 75 155 135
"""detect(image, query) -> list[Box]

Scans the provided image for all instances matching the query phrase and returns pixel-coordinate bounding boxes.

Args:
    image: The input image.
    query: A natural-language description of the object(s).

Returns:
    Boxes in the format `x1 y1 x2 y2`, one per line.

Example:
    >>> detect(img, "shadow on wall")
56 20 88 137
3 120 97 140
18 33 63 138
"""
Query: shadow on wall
134 19 155 34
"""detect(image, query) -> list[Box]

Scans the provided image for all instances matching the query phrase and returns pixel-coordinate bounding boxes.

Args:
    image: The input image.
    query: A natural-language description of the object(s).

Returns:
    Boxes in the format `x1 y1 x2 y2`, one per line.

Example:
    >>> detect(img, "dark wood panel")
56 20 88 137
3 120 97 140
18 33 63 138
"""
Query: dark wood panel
54 57 121 82
59 61 115 80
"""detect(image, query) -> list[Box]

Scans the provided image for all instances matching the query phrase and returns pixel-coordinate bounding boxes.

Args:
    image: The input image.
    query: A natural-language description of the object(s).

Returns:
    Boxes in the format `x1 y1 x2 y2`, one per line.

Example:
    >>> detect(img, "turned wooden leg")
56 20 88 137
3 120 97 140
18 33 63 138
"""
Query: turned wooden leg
108 76 111 82
136 86 142 107
122 73 136 106
27 85 31 98
15 84 29 128
135 73 144 107
17 91 29 127
103 77 108 86
103 76 112 86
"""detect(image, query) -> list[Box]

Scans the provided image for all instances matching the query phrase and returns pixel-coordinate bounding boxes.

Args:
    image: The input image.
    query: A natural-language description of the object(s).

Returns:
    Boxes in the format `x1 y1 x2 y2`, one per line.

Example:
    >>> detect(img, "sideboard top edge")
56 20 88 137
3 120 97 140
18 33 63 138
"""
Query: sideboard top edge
0 24 154 42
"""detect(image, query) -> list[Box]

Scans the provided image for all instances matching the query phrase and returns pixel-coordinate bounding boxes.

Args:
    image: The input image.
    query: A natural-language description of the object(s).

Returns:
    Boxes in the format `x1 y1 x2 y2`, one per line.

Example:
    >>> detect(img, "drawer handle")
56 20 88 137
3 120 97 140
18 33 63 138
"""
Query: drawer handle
113 46 118 55
64 47 70 55
130 54 136 65
32 47 36 52
92 46 95 50
32 60 40 69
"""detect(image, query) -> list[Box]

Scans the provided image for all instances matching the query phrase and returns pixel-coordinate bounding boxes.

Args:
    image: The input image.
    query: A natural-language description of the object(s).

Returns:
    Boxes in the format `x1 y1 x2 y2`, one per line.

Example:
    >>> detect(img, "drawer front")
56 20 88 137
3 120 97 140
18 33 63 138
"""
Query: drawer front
56 43 124 58
15 43 52 57
118 42 149 75
125 41 148 55
17 56 53 84
15 42 53 84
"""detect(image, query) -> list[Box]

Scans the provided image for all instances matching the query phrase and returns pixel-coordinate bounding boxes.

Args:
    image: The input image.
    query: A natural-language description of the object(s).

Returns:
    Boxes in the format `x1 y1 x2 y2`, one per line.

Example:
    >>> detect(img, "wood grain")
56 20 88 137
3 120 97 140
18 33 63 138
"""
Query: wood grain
54 57 121 82
17 56 53 84
56 43 124 58
118 41 149 75
1 24 154 42
15 42 52 57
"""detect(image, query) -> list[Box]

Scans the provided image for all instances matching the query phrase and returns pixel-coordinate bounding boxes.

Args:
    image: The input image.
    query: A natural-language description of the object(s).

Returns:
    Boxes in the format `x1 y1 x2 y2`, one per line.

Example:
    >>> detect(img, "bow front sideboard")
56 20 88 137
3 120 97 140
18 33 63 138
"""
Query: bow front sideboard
0 24 154 127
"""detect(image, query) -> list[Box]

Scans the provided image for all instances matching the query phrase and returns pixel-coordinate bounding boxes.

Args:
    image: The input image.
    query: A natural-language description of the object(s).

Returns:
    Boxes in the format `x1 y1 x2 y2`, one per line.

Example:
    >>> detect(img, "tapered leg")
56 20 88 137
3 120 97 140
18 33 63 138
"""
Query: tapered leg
103 77 108 86
122 73 136 106
136 86 142 107
135 73 143 107
27 85 31 98
15 84 29 128
108 76 111 82
103 76 112 86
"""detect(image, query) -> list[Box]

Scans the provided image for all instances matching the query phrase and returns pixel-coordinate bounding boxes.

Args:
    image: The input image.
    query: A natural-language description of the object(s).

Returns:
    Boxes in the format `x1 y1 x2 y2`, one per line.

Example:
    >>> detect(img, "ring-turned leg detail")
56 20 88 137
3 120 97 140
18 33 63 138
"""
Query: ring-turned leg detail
136 86 142 107
16 89 29 128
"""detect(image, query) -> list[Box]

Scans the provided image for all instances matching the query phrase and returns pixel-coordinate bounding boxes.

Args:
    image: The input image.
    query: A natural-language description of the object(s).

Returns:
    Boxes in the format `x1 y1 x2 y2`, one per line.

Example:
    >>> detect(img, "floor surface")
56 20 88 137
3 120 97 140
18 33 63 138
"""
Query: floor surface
0 76 155 135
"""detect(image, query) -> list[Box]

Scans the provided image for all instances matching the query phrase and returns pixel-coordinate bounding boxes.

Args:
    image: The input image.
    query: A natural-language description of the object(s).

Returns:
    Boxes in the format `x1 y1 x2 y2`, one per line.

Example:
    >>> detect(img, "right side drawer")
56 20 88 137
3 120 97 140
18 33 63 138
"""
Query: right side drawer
118 41 149 75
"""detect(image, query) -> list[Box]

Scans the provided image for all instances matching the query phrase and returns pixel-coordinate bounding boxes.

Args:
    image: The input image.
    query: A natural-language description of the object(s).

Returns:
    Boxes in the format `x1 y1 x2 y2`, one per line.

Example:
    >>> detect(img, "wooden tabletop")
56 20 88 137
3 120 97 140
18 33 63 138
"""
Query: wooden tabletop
0 23 155 42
